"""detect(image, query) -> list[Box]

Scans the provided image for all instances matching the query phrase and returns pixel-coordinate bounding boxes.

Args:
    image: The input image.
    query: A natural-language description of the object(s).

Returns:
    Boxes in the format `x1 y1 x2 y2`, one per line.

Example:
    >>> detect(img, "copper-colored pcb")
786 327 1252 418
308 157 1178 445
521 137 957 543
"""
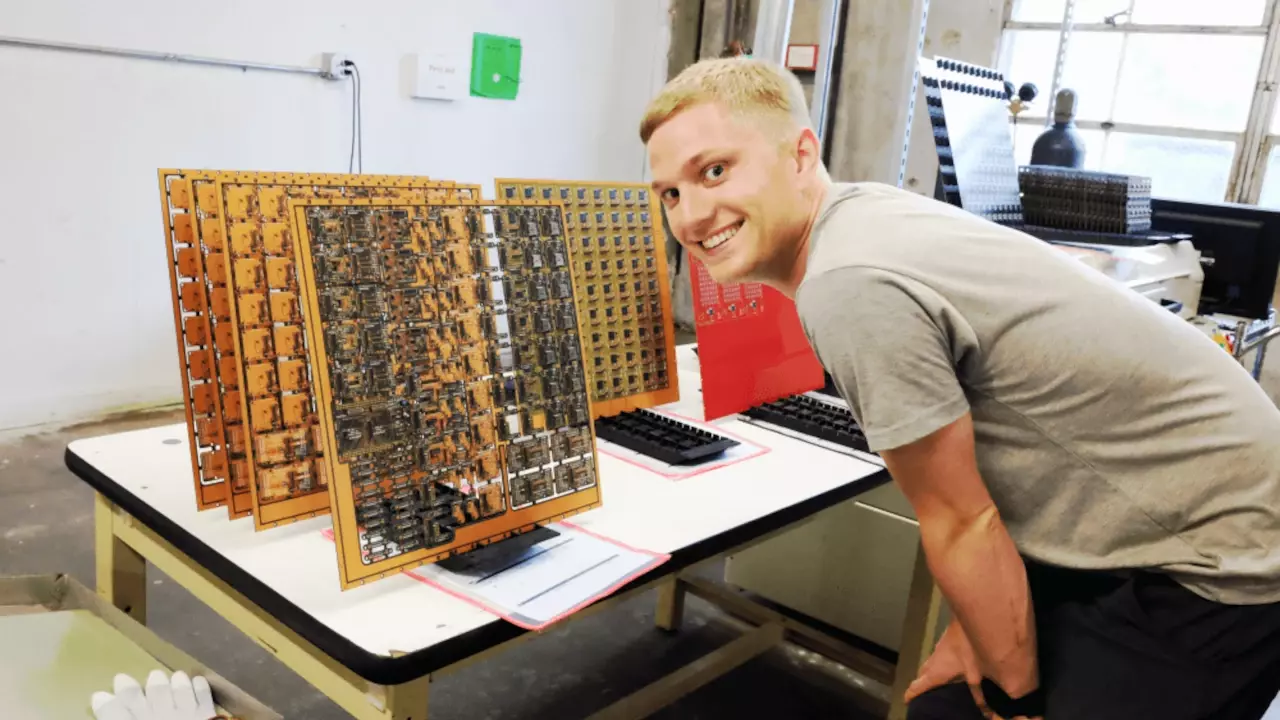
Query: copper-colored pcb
495 179 679 418
293 198 601 589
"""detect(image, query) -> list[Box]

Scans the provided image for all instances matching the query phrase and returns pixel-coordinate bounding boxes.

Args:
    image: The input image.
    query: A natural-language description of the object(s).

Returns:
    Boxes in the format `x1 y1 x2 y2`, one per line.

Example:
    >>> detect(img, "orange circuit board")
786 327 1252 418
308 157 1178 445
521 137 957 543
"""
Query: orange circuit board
160 170 237 512
213 173 479 528
291 197 602 589
159 169 481 523
494 180 678 418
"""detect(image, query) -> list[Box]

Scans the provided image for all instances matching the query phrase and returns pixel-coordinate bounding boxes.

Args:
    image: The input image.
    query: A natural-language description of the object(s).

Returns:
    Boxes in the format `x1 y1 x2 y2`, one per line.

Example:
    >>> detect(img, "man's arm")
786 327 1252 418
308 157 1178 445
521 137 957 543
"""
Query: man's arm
795 266 1038 701
881 412 1038 699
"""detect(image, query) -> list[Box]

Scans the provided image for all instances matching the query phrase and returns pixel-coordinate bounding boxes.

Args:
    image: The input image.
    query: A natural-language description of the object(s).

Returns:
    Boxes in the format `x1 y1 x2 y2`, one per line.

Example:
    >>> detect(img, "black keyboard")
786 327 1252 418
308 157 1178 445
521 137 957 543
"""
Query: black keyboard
742 395 872 454
594 409 740 465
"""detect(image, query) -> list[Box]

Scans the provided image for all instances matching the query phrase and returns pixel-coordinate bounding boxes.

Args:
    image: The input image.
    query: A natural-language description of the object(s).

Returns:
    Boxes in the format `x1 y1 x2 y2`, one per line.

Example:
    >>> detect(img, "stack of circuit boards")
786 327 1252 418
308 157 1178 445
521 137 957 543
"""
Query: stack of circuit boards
159 169 689 589
1018 166 1153 234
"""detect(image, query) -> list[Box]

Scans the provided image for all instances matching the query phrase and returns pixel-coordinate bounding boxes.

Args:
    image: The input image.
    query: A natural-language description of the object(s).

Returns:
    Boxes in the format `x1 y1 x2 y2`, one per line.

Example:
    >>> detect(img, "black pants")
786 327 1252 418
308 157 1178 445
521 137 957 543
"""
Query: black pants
907 562 1280 719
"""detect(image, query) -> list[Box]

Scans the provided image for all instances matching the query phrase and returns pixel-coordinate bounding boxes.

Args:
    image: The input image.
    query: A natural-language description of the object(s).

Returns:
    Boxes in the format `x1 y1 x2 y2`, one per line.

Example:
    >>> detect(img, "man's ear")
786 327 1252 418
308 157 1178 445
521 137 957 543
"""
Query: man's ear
794 127 821 176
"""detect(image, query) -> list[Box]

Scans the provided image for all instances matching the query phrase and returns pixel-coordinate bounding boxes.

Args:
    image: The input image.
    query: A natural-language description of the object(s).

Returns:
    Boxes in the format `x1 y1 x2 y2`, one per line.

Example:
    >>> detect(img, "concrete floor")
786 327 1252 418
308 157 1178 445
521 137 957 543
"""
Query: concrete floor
0 409 882 720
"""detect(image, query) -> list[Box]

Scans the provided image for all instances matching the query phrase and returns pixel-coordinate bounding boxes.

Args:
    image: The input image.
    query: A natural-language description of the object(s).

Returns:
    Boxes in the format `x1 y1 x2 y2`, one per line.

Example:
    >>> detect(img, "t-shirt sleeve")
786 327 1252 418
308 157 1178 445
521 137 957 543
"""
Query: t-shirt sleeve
795 266 976 452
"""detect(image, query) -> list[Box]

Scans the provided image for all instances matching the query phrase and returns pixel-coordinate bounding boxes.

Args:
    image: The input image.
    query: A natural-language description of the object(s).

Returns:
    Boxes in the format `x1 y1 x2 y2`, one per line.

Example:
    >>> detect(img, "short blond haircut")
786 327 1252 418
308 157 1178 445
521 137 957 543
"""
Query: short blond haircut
639 57 814 144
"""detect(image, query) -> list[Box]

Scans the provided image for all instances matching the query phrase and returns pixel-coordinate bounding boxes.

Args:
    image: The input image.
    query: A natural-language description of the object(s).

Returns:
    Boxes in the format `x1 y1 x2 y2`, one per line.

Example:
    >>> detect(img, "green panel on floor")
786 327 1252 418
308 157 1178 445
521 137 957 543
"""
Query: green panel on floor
0 609 166 718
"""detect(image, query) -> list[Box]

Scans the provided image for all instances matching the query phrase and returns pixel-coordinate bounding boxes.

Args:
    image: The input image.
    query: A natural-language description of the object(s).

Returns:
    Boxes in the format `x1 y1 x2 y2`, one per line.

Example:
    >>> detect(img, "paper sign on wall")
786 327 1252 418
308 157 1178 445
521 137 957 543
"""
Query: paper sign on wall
412 52 466 101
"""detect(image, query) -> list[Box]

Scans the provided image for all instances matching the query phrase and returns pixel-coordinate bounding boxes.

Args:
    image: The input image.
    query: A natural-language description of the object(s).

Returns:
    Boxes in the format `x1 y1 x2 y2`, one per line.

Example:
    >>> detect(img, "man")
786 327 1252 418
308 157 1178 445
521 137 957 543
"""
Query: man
640 56 1280 719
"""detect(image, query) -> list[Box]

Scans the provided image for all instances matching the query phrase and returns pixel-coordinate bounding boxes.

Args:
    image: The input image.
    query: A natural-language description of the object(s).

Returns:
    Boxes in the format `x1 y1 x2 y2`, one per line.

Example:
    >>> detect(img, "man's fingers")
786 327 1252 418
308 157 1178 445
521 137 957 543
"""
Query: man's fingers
904 663 951 703
966 681 997 719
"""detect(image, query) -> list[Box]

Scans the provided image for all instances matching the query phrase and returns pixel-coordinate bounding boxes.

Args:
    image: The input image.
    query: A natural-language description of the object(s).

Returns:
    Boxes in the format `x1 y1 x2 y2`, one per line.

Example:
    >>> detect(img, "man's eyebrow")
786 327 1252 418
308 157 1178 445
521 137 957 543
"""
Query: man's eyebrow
652 149 732 191
683 151 716 170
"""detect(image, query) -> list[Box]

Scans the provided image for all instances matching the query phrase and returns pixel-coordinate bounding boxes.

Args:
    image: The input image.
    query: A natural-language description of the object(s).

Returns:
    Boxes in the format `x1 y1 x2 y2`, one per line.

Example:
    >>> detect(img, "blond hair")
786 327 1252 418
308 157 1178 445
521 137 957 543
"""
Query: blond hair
639 57 814 144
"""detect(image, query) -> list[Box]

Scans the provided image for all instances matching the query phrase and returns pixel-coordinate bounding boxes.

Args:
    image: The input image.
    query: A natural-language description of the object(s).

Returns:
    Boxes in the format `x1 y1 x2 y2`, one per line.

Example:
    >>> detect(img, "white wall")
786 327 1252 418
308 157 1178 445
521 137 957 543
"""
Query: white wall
0 0 670 433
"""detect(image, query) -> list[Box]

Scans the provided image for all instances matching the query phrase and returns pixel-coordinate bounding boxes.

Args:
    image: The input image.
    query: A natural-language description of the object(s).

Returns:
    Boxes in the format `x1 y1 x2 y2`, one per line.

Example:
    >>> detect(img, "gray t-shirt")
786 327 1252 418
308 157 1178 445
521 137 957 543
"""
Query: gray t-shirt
795 181 1280 605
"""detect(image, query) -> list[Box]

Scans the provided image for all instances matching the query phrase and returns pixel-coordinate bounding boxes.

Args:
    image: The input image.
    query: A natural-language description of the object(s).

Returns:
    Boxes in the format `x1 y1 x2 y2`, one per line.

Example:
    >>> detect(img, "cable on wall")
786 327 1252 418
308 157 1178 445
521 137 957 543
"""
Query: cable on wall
344 60 364 174
4 34 366 176
0 35 326 77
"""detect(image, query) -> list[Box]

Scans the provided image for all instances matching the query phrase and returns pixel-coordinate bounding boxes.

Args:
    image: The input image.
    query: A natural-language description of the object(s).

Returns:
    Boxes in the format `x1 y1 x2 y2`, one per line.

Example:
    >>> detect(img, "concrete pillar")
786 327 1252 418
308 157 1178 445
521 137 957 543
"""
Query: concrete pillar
666 0 707 80
752 0 797 65
700 0 734 59
825 0 931 185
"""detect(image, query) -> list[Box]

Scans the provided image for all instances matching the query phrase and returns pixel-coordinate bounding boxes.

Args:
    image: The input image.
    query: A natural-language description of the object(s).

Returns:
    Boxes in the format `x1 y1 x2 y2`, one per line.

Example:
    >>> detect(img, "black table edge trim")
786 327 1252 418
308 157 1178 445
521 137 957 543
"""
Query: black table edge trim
65 445 891 685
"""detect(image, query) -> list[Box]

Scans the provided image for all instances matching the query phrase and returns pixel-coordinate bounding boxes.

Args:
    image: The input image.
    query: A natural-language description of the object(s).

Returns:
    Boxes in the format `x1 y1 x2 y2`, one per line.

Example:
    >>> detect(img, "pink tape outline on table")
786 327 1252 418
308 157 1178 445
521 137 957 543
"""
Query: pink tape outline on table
319 522 671 631
408 520 670 630
596 408 771 481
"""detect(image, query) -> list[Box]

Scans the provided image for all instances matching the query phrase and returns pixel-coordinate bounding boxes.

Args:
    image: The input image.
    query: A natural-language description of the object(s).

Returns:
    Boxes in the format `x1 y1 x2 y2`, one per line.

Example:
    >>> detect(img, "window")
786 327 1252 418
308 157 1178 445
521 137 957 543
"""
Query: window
1013 0 1267 25
1099 133 1236 202
1111 35 1262 132
1001 0 1277 205
1011 0 1137 23
1011 122 1105 168
1129 0 1267 26
1255 145 1280 207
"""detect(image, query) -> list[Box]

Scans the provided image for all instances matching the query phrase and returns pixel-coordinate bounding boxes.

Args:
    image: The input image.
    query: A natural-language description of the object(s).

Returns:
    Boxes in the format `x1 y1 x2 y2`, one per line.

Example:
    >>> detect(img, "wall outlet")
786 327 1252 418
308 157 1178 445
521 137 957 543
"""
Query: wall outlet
321 52 351 80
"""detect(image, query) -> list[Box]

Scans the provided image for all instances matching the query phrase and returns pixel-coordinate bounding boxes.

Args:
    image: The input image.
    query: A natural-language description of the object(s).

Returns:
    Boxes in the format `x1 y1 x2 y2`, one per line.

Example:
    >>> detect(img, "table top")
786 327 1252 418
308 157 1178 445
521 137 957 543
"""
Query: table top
65 344 889 684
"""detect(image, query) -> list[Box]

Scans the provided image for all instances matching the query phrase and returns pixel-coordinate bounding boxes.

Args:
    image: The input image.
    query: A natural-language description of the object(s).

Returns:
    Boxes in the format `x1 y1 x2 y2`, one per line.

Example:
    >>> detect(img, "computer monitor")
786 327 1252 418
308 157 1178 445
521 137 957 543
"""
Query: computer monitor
1150 198 1280 320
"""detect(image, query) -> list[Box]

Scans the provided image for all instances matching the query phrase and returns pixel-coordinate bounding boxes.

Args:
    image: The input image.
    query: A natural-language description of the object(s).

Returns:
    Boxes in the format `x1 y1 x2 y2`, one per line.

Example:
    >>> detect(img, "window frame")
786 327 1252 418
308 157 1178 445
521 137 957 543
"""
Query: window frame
1001 0 1280 204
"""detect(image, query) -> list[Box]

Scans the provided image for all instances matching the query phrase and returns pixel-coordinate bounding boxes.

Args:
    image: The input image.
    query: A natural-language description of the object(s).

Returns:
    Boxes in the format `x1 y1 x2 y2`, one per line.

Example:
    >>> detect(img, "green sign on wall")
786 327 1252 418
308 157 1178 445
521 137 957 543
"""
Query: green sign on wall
470 32 522 100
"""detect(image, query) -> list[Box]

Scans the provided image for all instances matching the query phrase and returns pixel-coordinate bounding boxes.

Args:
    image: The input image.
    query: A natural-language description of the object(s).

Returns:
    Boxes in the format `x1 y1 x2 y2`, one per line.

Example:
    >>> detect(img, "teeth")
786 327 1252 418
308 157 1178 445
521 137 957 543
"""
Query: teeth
702 224 740 250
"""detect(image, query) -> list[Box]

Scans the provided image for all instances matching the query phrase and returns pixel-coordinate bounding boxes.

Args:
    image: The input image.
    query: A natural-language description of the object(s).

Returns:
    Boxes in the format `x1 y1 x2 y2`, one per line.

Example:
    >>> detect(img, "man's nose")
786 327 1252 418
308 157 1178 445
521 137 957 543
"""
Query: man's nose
675 187 715 240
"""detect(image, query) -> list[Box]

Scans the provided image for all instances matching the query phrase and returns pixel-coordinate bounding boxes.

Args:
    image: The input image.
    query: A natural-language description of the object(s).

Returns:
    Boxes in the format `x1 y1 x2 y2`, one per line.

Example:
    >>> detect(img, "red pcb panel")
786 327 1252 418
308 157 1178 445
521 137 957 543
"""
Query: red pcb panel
690 257 824 420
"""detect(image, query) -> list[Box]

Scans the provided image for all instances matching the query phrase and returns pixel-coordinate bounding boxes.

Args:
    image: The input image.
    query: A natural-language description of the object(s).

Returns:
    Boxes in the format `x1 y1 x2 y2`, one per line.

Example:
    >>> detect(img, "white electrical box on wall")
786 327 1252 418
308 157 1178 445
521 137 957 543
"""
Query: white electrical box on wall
411 52 466 100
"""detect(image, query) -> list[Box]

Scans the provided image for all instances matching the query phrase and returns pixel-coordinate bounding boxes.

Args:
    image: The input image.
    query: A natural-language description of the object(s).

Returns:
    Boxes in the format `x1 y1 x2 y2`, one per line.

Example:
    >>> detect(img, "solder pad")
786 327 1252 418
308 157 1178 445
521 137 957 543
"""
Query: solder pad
214 174 480 529
291 197 602 589
494 180 678 418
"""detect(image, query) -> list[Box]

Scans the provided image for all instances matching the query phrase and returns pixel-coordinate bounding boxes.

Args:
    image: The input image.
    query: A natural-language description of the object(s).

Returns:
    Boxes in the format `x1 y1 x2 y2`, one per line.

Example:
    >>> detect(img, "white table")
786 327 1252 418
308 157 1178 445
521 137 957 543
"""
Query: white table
68 346 937 719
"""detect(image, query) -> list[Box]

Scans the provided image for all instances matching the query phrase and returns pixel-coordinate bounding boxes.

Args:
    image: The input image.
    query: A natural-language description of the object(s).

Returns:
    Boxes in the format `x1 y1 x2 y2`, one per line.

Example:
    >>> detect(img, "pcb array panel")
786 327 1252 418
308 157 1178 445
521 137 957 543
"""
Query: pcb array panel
689 256 824 421
292 198 602 588
217 174 479 529
159 169 484 525
494 180 679 418
159 170 235 512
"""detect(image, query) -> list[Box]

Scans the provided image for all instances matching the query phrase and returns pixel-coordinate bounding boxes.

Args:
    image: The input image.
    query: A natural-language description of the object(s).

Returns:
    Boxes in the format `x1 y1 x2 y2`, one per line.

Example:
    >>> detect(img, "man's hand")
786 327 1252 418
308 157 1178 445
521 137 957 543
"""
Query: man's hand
905 620 989 712
904 621 1045 720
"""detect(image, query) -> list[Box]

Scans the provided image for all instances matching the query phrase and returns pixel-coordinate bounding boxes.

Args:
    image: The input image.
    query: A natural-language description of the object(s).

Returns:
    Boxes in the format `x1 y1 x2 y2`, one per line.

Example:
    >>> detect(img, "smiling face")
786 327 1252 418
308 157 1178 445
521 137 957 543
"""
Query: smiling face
647 101 823 287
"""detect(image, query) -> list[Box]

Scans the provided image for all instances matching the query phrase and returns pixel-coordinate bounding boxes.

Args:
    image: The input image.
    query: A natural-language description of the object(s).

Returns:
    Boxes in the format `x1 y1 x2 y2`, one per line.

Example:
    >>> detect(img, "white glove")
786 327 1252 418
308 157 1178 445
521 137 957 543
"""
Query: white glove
90 670 219 720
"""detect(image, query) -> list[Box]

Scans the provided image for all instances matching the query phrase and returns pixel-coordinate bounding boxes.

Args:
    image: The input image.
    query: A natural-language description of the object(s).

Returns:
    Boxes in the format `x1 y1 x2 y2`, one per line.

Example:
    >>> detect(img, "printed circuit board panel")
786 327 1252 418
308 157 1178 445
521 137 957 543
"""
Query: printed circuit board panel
159 169 476 522
494 180 678 417
160 170 235 512
214 173 478 528
291 197 602 588
690 256 824 420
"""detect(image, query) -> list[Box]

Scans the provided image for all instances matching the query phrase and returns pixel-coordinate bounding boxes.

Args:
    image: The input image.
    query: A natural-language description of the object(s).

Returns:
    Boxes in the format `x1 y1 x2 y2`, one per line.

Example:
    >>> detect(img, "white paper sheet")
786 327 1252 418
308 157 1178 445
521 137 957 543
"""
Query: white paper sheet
407 522 669 629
